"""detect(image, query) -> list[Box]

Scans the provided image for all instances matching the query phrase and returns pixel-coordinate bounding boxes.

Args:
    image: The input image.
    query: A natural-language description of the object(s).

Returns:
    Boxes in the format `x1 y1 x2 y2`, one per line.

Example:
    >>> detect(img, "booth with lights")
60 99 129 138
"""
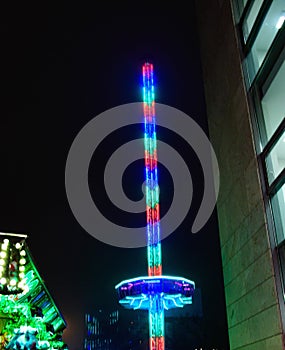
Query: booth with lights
0 232 68 350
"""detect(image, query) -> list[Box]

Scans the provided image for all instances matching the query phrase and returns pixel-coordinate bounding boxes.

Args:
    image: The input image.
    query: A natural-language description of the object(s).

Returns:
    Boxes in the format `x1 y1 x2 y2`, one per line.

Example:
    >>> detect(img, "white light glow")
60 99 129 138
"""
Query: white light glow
10 279 17 286
276 14 285 29
19 258 26 265
0 277 7 284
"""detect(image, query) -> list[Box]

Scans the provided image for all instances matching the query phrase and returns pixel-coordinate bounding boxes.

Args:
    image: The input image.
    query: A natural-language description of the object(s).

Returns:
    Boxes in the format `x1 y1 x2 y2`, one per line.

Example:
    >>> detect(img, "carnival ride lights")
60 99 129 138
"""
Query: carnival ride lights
0 233 67 349
0 233 27 294
115 63 195 350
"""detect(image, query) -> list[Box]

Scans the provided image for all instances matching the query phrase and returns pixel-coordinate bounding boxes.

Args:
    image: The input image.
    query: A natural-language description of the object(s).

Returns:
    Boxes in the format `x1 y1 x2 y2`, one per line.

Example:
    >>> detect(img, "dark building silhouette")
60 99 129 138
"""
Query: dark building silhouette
83 289 210 350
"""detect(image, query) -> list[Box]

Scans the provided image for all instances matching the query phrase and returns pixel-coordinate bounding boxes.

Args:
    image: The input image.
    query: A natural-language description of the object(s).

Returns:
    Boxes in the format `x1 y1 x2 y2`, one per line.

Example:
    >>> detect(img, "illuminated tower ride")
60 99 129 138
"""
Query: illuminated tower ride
115 63 195 350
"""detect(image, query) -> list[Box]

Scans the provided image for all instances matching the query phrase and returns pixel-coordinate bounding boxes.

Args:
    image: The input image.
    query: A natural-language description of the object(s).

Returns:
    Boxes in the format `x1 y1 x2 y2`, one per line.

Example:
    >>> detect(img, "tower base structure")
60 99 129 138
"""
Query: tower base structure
116 276 195 350
116 275 195 311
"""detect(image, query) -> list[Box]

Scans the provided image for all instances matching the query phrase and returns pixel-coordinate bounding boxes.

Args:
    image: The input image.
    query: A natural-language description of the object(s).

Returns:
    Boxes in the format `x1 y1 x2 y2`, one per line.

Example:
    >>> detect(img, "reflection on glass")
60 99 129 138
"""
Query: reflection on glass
271 183 285 245
265 130 285 185
276 13 285 29
242 0 264 43
246 0 285 84
261 59 285 141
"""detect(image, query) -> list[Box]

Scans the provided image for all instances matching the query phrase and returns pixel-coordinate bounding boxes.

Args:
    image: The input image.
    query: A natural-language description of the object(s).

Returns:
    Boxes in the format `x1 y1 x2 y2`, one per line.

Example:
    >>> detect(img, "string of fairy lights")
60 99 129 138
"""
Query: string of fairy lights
0 237 27 294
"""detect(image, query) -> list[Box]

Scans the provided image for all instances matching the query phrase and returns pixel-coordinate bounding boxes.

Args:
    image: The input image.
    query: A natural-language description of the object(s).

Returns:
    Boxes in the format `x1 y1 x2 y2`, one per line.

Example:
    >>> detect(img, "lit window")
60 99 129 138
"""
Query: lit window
271 183 285 245
265 130 285 185
261 59 285 141
246 0 285 84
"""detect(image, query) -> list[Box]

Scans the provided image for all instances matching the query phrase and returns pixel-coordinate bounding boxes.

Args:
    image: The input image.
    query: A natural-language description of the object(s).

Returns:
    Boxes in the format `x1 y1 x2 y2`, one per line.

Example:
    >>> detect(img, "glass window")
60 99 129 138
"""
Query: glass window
246 0 285 84
265 130 285 185
261 58 285 141
271 183 285 245
242 0 264 43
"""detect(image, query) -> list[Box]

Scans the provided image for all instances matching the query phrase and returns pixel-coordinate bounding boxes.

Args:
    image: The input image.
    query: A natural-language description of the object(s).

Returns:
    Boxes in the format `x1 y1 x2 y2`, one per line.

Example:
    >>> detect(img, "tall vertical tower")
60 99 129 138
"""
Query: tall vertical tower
115 63 195 350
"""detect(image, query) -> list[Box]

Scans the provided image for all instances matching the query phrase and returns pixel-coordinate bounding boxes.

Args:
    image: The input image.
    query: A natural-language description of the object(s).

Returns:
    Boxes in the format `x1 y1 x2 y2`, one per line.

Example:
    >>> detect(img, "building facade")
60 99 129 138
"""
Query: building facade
195 0 285 349
84 310 119 350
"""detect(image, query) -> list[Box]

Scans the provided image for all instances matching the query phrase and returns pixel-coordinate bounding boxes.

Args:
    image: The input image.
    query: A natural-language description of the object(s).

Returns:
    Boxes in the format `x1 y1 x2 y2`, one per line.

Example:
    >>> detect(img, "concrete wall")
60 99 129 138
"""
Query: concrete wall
195 0 284 349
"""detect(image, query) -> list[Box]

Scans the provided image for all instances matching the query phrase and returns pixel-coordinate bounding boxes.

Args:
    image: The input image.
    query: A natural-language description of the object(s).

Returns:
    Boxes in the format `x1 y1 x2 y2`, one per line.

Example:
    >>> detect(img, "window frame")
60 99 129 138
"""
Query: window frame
238 0 285 88
261 119 285 196
239 0 272 54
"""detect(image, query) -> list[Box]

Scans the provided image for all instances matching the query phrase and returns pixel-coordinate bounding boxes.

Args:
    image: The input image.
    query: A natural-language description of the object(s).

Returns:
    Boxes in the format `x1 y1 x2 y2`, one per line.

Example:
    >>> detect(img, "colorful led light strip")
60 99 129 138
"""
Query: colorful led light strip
143 62 162 278
143 62 164 350
116 63 195 350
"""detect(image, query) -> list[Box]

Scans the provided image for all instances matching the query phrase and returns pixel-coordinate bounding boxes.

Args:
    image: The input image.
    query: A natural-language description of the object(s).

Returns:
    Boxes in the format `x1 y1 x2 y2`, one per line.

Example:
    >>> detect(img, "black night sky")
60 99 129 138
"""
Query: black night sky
1 3 229 349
